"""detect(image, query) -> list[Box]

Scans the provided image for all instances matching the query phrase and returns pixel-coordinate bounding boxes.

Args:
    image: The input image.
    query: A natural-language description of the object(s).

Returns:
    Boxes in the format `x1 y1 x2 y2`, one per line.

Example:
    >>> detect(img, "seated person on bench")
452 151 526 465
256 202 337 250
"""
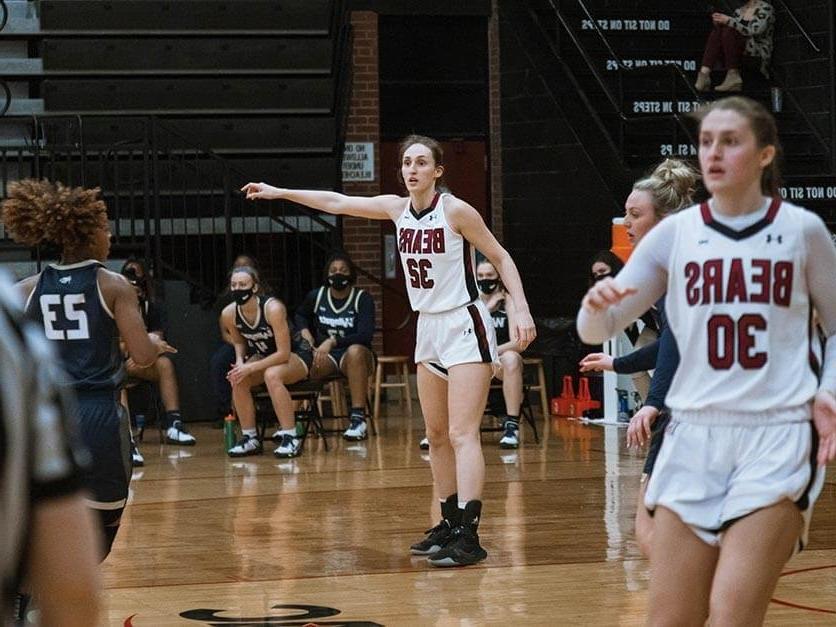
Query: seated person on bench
121 258 196 446
222 265 313 459
295 251 375 441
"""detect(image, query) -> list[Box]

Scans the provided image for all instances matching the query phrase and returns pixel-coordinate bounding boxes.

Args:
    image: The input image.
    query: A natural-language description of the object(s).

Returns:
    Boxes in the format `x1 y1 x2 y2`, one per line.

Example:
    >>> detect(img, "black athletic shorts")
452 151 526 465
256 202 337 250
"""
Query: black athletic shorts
642 410 671 477
77 391 131 511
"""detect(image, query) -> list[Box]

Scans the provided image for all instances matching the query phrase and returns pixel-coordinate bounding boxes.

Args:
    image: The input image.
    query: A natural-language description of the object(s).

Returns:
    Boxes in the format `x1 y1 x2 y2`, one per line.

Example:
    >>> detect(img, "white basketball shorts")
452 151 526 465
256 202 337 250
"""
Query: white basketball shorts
645 417 824 552
415 300 498 379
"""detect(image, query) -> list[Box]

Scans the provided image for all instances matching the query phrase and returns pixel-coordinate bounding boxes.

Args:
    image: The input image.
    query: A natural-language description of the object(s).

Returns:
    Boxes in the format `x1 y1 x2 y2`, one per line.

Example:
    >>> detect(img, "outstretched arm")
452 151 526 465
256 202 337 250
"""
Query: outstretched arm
241 183 403 221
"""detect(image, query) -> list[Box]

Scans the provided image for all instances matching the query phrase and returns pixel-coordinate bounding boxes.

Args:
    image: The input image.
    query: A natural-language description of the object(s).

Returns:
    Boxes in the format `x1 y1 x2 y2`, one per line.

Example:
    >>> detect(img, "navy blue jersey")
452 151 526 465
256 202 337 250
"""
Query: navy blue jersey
295 286 374 349
26 261 124 394
235 295 278 357
491 302 510 345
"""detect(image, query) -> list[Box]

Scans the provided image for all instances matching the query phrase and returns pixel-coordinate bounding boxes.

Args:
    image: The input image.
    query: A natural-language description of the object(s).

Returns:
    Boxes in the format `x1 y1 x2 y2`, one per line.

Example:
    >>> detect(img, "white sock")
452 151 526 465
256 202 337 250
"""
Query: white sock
278 428 296 437
458 501 468 510
243 428 257 438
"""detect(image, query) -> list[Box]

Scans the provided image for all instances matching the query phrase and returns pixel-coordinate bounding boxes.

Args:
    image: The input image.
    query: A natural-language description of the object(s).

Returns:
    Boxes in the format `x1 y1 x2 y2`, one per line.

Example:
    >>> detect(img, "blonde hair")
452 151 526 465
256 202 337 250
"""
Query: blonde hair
632 159 700 219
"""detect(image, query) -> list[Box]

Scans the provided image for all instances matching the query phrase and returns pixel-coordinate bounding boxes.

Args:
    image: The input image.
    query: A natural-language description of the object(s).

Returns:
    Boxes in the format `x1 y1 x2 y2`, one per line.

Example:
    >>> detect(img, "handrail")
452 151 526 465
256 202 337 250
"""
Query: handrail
540 0 698 145
0 0 8 32
0 78 10 116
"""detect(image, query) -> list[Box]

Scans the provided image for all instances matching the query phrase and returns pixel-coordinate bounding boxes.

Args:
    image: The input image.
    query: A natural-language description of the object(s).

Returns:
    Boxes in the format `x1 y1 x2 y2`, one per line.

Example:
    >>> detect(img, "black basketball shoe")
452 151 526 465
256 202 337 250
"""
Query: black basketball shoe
428 500 487 567
410 493 459 555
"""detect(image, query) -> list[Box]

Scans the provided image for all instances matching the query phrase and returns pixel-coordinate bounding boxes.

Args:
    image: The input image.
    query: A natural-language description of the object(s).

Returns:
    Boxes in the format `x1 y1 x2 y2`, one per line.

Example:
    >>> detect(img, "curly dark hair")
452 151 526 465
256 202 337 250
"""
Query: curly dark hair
0 179 107 253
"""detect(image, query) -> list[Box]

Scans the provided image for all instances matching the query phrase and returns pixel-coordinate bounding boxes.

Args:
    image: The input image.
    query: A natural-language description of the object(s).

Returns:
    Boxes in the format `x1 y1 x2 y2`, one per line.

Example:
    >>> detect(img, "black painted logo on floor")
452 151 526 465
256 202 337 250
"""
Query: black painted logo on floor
179 603 383 626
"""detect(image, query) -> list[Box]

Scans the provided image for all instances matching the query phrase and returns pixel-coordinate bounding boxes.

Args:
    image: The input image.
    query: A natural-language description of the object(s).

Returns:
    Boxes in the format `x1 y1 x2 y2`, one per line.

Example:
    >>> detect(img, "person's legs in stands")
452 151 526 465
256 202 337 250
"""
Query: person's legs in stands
126 356 196 445
340 344 375 441
697 24 723 90
496 351 523 449
715 26 746 92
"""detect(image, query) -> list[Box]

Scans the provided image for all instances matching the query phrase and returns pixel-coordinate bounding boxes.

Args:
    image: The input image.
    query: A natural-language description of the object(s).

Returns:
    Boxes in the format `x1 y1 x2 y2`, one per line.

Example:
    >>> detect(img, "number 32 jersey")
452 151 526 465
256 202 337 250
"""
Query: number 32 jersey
665 199 818 415
395 192 479 314
25 260 124 393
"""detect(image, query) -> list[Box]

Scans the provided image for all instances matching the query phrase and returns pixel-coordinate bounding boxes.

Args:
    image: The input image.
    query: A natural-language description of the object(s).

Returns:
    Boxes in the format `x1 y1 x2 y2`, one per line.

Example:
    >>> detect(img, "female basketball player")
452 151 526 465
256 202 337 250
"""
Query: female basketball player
222 266 313 459
295 251 376 441
578 97 836 625
1 179 175 560
579 159 699 556
475 259 524 449
242 134 536 567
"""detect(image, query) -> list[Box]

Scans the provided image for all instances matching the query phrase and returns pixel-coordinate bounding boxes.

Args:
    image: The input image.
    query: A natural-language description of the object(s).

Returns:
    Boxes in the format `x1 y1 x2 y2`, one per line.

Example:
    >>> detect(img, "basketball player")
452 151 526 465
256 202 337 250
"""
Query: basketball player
295 251 376 440
1 179 175 561
476 259 525 449
0 272 102 626
579 159 699 556
578 97 836 625
121 258 196 445
242 134 536 567
222 266 313 459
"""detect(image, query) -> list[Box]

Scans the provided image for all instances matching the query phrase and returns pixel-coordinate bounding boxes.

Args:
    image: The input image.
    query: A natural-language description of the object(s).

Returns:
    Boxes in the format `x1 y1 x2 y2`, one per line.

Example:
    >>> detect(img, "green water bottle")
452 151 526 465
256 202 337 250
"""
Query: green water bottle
224 414 237 450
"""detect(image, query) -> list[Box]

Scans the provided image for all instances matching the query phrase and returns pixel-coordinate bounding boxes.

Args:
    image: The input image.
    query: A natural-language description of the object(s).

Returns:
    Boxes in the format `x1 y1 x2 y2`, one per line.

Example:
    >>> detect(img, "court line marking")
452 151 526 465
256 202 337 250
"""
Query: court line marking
771 563 836 615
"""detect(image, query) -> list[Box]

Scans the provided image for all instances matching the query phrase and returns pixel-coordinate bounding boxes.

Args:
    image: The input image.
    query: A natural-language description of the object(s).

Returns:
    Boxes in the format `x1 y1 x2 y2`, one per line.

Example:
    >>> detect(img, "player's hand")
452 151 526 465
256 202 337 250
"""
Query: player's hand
626 406 659 449
512 308 536 350
579 352 614 372
150 333 177 355
313 338 335 369
813 390 836 466
226 362 252 386
241 182 284 201
581 277 637 314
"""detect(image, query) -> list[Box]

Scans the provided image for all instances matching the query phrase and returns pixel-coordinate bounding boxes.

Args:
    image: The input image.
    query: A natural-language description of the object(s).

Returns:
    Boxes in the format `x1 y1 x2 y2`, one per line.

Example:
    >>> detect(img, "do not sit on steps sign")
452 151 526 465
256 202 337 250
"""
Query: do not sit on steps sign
342 142 375 182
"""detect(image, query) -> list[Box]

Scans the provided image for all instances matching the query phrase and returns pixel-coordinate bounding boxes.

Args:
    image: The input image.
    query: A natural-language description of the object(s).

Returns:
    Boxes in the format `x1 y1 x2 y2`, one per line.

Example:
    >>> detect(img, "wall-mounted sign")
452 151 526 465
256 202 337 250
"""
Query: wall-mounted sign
342 142 375 182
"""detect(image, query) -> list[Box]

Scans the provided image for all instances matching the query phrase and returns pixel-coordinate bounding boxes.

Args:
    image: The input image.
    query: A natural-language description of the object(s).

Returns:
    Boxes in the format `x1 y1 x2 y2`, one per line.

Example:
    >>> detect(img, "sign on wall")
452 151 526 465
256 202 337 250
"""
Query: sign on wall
342 142 375 182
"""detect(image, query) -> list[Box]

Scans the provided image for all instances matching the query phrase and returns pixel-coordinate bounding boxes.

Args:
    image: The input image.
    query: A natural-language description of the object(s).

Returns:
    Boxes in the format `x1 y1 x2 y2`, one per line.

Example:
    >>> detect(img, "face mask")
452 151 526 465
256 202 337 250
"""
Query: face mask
327 273 351 290
232 288 254 305
592 272 612 283
478 279 499 295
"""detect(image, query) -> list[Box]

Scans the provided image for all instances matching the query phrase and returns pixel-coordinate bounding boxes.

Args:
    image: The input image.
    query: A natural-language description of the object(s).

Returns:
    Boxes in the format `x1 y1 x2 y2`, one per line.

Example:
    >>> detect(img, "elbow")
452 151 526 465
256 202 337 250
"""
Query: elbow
576 322 608 345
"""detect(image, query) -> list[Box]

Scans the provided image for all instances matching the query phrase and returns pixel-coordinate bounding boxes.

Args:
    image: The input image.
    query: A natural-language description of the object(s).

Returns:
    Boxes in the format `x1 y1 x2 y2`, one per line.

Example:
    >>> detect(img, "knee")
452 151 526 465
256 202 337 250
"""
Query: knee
448 423 479 450
263 367 286 390
344 344 367 364
425 423 449 448
156 355 175 375
500 352 522 376
232 377 252 394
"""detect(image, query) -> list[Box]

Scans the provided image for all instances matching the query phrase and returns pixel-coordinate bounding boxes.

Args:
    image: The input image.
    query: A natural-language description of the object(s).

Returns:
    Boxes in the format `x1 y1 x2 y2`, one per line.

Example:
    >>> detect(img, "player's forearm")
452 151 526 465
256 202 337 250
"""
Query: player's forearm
494 254 530 313
278 189 352 215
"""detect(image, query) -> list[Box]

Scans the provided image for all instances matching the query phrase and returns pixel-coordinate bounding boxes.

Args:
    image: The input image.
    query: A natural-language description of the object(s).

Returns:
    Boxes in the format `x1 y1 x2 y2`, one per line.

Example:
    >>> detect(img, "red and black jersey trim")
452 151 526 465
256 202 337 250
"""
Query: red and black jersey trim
700 197 782 240
462 240 479 302
466 304 493 363
409 191 441 221
808 305 823 380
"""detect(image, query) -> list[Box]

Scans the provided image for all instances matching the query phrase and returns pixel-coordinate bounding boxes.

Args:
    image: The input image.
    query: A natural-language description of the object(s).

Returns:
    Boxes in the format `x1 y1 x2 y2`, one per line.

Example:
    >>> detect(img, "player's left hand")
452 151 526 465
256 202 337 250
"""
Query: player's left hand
226 362 253 386
513 308 536 350
626 406 659 448
813 390 836 466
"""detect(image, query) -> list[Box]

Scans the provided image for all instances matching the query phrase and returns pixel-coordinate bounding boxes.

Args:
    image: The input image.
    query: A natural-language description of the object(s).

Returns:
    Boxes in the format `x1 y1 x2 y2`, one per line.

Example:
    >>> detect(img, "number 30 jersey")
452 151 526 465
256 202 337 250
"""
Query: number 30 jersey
665 198 818 418
395 192 479 314
25 260 124 393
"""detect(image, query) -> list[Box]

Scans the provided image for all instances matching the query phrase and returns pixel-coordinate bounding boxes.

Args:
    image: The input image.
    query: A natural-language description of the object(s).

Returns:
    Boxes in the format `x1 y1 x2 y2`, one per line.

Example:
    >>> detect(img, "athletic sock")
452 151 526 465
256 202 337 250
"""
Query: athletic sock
504 414 520 429
243 428 257 438
165 410 182 429
350 407 365 421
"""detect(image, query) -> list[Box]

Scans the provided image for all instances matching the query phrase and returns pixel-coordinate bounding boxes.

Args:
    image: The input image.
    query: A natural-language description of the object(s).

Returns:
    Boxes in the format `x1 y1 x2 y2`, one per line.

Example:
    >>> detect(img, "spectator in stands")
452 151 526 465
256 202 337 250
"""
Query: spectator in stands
0 274 102 627
295 251 375 441
695 0 775 93
121 258 196 446
209 254 262 427
223 266 313 459
589 250 625 284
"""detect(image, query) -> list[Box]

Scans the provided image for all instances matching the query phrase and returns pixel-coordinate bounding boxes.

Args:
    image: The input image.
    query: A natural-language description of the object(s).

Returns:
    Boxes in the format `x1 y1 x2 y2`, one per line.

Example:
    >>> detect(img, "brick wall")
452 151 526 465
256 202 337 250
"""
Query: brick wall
488 0 503 241
342 10 383 352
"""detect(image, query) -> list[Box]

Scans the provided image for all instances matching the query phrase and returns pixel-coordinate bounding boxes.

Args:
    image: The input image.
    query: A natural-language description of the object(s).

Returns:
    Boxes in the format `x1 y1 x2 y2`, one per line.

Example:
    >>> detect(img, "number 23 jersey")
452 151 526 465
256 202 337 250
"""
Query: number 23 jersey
395 192 479 314
665 199 818 416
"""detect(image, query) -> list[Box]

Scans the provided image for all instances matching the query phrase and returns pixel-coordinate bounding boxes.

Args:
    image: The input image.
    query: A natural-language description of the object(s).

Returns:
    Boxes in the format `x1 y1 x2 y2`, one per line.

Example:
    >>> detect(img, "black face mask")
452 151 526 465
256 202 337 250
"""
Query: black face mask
592 272 612 283
232 288 254 305
478 279 499 295
327 273 351 290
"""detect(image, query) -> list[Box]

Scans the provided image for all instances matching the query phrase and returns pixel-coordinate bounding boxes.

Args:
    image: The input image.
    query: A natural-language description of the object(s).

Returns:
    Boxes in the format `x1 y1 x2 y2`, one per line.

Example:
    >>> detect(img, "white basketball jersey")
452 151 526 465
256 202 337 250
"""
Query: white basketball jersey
665 199 819 413
394 192 479 314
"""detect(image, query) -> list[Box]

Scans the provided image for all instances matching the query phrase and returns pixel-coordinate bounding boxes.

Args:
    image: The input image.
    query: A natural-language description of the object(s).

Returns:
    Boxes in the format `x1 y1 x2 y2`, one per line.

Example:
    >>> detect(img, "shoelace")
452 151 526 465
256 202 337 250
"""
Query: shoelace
348 417 364 429
423 520 451 536
280 434 297 449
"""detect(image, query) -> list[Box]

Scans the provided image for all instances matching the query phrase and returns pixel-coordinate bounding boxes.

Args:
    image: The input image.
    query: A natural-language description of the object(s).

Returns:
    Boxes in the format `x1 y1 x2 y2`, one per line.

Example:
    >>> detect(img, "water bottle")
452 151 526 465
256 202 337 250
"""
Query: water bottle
135 414 146 442
616 389 630 423
224 414 237 450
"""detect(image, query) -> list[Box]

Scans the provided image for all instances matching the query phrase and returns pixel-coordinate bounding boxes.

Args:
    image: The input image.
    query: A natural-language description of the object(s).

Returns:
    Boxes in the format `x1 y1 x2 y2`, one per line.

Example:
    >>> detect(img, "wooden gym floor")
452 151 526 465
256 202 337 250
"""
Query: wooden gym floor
103 406 836 626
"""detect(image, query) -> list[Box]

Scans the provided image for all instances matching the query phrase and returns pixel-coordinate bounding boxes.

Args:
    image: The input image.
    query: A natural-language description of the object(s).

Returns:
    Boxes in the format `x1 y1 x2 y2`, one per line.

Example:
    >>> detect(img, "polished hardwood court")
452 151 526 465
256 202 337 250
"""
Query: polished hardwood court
103 407 836 626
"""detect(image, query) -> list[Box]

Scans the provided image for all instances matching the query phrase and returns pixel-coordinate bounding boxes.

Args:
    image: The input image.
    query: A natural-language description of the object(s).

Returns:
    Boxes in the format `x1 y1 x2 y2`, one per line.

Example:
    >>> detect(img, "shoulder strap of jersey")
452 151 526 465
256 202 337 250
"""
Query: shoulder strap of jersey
314 286 326 311
353 288 364 309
